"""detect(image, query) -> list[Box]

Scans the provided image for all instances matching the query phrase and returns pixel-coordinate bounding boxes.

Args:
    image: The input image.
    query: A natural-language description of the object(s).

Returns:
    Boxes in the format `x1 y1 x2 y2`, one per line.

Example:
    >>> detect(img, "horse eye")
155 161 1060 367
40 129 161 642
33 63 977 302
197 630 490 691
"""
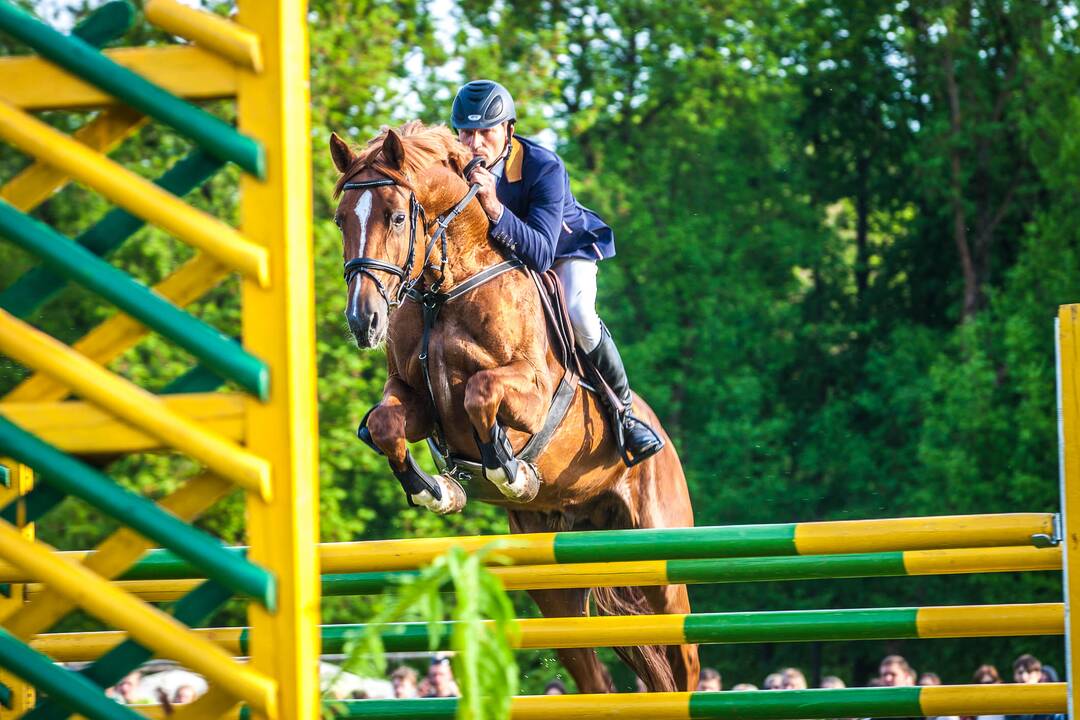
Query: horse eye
392 212 406 226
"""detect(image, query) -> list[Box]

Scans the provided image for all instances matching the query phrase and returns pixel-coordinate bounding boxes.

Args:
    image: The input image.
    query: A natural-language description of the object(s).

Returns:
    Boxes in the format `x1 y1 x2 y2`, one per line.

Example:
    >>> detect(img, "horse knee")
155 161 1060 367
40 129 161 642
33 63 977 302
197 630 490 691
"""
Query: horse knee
464 372 501 421
366 405 404 450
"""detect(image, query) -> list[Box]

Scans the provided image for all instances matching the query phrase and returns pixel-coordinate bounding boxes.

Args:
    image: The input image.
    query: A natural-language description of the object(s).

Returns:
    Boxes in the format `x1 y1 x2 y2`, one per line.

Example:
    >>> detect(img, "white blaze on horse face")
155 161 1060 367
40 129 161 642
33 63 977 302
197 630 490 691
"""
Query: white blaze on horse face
353 189 373 257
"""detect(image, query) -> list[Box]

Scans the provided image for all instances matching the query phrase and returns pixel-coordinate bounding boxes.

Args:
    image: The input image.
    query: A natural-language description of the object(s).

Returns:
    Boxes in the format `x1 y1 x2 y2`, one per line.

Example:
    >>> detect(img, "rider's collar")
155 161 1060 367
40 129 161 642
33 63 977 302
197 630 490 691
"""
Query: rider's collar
505 137 523 183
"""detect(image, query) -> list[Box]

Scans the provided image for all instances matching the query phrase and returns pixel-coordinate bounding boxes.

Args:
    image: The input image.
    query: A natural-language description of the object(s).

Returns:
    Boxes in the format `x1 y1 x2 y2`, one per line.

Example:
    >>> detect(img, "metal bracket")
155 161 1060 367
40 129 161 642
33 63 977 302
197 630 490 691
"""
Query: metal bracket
1031 513 1063 548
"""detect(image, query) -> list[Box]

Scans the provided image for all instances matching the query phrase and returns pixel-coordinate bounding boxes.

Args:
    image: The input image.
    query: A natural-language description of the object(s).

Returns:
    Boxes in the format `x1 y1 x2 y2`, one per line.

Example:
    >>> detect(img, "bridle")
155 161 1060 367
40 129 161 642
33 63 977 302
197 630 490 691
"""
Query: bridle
340 156 485 309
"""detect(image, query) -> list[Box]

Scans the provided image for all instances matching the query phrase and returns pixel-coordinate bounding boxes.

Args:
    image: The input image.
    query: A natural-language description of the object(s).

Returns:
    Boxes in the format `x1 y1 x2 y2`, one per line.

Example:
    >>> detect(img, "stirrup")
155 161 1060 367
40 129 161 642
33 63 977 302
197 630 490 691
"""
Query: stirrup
356 406 384 455
616 411 665 468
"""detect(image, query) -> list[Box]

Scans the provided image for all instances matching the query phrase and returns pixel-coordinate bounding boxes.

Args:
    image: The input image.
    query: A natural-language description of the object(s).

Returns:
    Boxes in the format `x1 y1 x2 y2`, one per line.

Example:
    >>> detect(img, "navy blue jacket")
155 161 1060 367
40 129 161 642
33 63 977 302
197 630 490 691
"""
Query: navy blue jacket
487 136 615 273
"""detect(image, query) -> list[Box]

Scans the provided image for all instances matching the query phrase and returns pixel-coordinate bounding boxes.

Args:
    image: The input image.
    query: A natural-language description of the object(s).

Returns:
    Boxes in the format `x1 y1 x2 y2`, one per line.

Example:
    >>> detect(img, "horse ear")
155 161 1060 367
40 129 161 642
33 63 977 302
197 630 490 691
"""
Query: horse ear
382 129 406 170
330 132 354 173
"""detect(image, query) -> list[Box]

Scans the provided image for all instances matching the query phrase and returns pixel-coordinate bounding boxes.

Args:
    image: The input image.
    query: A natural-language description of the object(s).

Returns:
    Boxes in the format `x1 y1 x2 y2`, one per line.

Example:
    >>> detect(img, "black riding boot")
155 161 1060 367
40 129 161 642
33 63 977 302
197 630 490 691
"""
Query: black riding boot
586 325 664 465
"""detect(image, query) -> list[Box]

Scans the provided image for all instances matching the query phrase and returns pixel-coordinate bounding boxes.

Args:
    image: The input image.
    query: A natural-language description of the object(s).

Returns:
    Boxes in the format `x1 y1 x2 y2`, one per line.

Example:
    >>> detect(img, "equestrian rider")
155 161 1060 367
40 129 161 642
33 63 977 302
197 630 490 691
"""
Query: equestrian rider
451 79 664 465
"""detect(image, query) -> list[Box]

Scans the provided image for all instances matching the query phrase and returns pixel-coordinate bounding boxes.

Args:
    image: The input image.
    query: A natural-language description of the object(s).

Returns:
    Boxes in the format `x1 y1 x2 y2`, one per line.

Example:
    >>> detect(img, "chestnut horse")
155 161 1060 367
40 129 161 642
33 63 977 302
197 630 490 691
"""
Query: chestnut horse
330 121 698 693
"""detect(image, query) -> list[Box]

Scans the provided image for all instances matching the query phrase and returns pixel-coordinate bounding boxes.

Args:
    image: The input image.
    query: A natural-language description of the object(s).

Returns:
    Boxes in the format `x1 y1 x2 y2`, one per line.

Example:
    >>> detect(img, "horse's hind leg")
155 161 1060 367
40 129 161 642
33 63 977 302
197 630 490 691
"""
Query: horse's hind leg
641 583 699 691
463 360 548 502
526 588 614 694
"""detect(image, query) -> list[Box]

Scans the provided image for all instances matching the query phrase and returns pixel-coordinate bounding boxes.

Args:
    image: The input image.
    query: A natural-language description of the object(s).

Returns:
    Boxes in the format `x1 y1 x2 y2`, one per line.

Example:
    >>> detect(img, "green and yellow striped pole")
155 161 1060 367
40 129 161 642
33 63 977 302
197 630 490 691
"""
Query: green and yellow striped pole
30 603 1063 661
320 513 1057 572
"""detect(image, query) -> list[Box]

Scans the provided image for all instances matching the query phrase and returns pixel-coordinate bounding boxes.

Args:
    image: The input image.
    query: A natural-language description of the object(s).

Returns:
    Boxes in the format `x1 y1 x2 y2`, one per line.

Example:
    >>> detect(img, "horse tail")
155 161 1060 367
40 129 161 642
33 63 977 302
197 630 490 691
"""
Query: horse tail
591 584 678 692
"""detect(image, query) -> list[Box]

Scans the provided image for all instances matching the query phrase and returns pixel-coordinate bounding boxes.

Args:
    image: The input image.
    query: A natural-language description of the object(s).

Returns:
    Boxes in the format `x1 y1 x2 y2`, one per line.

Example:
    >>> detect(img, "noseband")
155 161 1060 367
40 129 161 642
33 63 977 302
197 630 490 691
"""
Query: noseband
341 157 485 308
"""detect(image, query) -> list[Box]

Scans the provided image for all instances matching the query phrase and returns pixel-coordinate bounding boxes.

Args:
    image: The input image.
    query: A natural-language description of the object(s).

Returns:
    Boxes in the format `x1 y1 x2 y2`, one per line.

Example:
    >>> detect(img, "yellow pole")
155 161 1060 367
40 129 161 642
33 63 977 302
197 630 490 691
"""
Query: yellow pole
0 520 276 714
0 461 34 717
145 0 263 72
0 100 269 286
237 1 321 719
0 309 271 497
1057 304 1080 718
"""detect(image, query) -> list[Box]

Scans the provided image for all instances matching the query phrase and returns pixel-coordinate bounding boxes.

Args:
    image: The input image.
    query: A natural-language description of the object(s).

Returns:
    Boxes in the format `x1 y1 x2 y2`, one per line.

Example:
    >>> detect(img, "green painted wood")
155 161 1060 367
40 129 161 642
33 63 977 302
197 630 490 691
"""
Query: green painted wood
0 417 274 608
0 628 144 720
690 687 922 719
324 698 458 719
0 680 10 710
160 361 227 394
0 150 223 319
68 1 133 48
0 484 65 526
26 580 233 720
553 524 798 564
666 551 909 584
682 607 919 644
0 200 268 399
0 3 264 177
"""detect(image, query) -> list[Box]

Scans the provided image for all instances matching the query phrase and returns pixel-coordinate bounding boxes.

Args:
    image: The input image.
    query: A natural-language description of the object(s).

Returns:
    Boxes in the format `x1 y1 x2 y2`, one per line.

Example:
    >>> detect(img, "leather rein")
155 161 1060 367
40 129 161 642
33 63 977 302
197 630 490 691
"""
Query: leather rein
341 160 524 461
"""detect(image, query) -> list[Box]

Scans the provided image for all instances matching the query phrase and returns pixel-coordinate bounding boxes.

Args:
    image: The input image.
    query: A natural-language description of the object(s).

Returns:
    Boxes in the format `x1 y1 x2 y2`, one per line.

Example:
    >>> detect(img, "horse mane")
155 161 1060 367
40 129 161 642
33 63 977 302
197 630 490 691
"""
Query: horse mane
333 120 473 197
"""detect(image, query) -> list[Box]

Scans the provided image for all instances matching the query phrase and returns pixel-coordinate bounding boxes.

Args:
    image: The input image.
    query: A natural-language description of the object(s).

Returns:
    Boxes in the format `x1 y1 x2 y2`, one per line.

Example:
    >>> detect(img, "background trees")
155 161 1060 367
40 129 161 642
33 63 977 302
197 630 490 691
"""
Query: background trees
2 0 1077 692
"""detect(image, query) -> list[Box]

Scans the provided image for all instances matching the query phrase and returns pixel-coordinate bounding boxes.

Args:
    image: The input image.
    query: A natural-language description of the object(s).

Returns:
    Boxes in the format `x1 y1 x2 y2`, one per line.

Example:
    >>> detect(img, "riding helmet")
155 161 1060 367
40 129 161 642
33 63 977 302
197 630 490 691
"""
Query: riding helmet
451 80 516 130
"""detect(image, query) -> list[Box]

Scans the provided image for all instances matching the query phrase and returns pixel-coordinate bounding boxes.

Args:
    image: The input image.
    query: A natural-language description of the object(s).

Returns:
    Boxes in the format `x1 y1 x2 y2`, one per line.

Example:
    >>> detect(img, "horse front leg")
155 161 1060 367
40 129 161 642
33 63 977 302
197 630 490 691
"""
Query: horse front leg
463 360 547 502
367 376 466 514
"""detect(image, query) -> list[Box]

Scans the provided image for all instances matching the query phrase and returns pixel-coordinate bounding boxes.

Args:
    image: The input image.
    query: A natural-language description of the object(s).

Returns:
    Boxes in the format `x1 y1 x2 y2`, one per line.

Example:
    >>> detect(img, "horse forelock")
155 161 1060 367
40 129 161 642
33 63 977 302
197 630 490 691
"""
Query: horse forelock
333 121 472 198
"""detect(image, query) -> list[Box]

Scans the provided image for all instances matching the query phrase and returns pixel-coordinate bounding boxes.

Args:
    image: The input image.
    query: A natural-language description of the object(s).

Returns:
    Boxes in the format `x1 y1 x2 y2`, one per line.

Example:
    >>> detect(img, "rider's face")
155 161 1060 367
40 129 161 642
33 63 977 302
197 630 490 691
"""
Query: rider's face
458 123 509 166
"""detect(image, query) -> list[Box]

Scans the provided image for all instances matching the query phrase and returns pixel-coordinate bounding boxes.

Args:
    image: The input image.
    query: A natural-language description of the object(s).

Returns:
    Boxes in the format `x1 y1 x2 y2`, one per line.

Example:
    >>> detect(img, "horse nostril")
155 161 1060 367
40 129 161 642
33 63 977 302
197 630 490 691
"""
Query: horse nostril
368 310 381 337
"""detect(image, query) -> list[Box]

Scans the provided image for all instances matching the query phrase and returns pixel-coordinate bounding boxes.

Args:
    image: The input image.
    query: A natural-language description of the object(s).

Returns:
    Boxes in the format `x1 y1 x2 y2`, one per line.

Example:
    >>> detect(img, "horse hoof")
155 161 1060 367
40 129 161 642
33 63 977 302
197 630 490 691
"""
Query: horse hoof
411 473 467 515
490 462 540 503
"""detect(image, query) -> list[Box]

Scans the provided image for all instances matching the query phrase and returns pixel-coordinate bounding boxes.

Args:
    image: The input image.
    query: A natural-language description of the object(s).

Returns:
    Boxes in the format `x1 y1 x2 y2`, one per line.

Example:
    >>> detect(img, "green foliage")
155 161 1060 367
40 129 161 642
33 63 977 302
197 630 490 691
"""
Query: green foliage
332 546 517 720
3 0 1079 694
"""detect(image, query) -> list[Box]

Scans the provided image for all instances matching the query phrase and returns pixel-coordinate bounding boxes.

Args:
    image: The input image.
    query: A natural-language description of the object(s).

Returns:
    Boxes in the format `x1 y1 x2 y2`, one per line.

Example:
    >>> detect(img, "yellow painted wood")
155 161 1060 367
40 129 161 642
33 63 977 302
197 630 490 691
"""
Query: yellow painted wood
916 603 1063 638
920 682 1066 716
491 560 670 591
0 107 145 212
1057 304 1080 719
5 253 230 403
0 461 34 718
0 45 237 111
146 0 263 72
903 545 1061 575
237 2 321 718
0 310 271 498
794 514 1055 555
31 627 244 662
0 100 269 286
0 520 276 714
7 473 231 640
319 535 558 573
0 393 245 454
510 613 686 649
25 578 200 603
511 692 690 720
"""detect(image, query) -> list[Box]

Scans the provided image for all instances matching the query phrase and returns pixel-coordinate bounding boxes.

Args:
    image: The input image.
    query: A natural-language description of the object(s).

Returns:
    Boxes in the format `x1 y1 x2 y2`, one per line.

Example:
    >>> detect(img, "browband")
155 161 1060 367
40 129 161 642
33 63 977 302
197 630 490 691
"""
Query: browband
342 178 397 190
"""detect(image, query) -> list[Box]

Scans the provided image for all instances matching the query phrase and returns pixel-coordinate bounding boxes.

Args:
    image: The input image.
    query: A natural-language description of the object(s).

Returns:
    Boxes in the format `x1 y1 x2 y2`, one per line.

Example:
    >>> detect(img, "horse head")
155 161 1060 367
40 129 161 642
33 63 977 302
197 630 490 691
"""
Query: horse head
330 122 474 348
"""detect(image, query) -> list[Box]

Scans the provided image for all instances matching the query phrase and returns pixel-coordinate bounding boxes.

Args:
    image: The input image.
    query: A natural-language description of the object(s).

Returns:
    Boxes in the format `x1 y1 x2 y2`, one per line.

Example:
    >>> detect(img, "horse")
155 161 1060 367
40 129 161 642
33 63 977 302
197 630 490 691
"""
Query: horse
329 120 699 693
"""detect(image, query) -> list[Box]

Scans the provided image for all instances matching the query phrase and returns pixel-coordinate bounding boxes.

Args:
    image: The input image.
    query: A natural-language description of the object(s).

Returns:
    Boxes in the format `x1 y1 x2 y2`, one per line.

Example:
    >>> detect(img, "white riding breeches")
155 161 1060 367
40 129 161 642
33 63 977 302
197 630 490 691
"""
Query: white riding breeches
552 258 603 353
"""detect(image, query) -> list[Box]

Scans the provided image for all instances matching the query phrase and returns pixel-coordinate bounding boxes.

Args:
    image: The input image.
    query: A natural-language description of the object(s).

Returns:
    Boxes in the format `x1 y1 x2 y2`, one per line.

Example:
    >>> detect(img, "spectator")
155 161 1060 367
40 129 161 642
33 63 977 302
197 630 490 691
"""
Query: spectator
425 656 460 698
635 677 648 692
763 672 783 690
974 665 1002 684
545 680 567 695
114 671 147 704
878 655 916 687
1013 654 1043 684
390 666 419 699
781 667 808 690
172 685 197 704
1041 665 1059 683
732 683 759 691
918 673 942 686
821 676 846 689
697 668 723 692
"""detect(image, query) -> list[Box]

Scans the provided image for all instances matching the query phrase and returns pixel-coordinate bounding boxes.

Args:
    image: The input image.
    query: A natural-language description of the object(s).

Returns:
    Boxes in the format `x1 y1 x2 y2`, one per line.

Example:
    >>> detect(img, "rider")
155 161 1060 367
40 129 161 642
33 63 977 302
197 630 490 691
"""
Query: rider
451 79 664 465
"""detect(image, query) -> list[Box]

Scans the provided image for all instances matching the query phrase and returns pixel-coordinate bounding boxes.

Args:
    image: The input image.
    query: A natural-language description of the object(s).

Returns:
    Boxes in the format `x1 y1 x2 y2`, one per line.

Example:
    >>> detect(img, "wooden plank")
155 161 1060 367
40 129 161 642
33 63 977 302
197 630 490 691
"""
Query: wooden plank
0 45 237 111
0 393 244 454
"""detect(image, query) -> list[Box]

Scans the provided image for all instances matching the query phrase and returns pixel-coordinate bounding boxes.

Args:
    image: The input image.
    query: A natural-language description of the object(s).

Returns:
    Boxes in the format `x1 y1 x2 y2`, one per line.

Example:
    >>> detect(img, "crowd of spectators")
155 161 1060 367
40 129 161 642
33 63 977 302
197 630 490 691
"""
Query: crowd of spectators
694 652 1065 720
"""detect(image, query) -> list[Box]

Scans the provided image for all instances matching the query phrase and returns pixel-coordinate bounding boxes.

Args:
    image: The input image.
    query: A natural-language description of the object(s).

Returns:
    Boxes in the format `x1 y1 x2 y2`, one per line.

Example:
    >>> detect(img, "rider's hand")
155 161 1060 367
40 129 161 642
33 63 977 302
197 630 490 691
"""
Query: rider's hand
469 165 504 223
